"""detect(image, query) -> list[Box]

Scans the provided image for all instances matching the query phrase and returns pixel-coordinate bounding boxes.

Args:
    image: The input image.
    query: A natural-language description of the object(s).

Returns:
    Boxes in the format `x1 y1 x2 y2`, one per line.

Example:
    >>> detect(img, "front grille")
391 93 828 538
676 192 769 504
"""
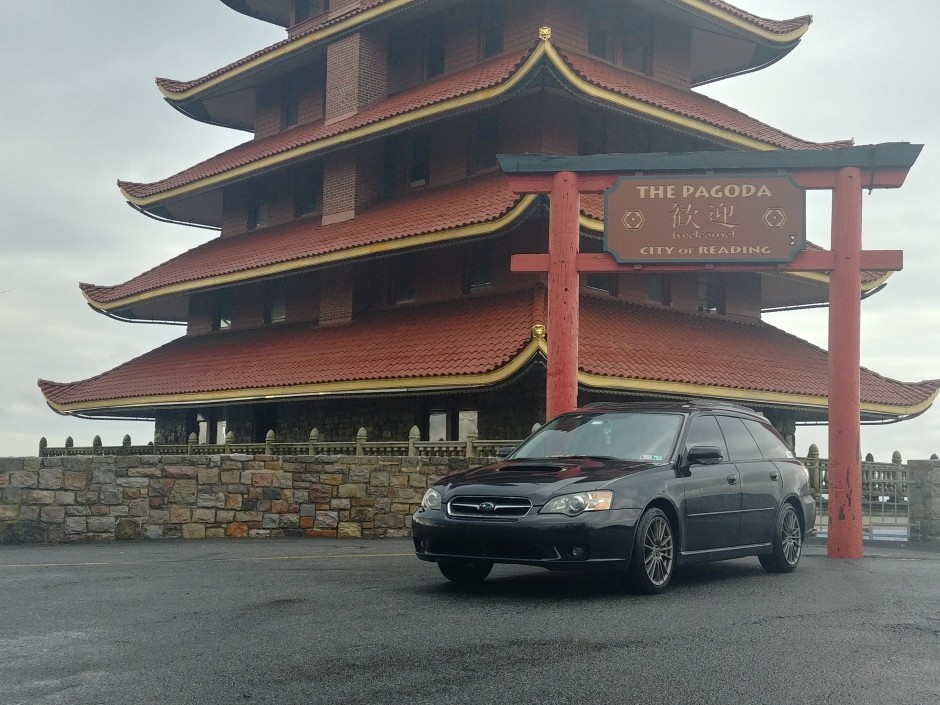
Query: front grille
447 495 532 519
426 537 556 561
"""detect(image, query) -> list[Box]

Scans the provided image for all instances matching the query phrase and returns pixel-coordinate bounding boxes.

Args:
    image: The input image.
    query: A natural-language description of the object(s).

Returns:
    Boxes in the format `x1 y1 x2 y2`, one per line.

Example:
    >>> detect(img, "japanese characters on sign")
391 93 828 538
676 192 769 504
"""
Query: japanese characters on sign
604 174 806 263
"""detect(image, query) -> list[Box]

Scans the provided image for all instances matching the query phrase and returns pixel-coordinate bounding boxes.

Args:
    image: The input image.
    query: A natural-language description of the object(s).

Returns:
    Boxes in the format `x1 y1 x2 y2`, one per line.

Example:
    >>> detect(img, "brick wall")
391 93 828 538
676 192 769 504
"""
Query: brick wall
323 151 357 220
325 31 388 124
318 267 354 325
0 454 473 544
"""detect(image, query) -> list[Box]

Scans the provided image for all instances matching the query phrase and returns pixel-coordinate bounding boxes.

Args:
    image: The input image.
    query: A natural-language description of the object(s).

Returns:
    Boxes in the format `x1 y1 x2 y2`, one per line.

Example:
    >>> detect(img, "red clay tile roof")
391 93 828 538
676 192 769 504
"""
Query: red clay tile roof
87 176 878 310
578 296 938 410
699 1 810 36
560 50 847 151
158 0 392 94
84 173 524 306
125 42 840 205
161 0 810 96
40 288 939 416
39 290 540 407
128 50 530 201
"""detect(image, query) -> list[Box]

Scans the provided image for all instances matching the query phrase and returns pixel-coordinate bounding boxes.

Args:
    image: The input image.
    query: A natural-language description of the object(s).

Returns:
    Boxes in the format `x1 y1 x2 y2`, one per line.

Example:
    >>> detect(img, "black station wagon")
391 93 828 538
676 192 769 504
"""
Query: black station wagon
413 402 815 593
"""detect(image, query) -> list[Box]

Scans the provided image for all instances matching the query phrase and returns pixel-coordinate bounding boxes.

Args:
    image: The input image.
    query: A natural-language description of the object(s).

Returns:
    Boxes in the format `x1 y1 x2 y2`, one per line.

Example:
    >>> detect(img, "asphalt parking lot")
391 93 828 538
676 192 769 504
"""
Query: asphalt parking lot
1 537 938 705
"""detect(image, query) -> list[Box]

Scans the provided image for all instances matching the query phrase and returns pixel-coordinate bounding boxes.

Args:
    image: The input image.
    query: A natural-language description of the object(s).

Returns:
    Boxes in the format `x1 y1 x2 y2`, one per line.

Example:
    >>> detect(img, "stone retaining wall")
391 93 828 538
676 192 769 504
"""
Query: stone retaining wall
909 459 940 543
0 454 475 544
4 454 940 545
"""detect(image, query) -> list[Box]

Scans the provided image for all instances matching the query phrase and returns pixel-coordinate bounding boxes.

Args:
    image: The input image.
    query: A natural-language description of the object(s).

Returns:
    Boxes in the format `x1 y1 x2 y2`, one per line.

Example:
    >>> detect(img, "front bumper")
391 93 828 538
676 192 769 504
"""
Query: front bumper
412 506 642 570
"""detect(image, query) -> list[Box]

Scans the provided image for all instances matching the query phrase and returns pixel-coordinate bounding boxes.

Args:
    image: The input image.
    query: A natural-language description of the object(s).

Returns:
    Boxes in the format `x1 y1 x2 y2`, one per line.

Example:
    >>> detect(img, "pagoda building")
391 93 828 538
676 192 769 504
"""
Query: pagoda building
39 0 939 449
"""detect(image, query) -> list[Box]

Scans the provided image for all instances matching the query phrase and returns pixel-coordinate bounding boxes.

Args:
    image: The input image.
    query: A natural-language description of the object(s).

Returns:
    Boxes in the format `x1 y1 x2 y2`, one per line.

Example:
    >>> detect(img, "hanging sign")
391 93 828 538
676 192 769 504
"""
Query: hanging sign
604 174 806 264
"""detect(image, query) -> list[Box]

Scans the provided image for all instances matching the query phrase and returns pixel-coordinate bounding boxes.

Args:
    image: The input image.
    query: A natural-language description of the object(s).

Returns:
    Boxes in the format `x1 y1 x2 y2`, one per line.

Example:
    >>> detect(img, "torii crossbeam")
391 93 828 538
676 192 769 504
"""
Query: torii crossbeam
498 144 923 560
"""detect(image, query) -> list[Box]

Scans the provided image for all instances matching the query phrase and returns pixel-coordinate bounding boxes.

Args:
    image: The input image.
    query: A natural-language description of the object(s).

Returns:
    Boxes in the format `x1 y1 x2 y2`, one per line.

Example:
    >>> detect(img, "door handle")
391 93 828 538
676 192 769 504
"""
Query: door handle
726 474 737 485
770 471 779 481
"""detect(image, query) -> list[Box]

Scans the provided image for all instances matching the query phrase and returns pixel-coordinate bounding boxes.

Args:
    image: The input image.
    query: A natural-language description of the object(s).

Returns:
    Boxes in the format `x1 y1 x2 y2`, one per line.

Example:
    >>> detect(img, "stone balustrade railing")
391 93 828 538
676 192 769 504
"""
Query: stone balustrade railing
6 435 935 546
38 426 534 460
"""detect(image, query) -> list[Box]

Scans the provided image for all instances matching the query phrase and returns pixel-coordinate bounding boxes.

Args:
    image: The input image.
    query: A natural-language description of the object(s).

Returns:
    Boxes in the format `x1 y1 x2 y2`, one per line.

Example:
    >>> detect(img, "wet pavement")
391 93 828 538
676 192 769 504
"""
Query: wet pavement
1 537 938 705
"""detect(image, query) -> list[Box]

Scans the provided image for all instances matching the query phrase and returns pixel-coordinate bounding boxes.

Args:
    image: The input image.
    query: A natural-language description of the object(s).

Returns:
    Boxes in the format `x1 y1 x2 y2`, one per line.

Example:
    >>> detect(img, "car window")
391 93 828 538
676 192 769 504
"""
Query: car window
742 419 794 459
684 415 728 459
716 416 763 462
511 412 682 461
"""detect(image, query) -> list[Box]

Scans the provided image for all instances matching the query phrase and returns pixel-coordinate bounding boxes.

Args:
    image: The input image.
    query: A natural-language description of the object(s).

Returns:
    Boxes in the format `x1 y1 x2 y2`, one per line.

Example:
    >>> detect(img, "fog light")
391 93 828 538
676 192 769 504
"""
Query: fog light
571 546 585 559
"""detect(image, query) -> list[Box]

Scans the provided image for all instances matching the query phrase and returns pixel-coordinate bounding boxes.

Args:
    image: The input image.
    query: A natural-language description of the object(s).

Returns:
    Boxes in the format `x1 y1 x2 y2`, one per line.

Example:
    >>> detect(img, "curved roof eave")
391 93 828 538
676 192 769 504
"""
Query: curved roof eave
159 0 416 103
577 372 939 420
82 192 539 312
164 0 810 110
39 336 548 416
40 344 938 421
219 0 289 27
126 38 835 213
40 288 940 420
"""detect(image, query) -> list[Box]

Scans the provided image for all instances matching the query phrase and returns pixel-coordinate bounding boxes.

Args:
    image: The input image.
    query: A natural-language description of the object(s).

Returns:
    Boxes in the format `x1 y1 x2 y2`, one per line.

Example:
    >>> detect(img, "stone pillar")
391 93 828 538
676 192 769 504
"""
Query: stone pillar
908 459 940 543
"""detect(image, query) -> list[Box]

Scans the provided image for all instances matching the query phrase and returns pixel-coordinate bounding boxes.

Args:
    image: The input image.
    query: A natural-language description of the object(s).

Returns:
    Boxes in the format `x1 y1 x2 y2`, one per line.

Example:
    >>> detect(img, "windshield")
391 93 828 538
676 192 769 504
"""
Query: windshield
510 412 682 462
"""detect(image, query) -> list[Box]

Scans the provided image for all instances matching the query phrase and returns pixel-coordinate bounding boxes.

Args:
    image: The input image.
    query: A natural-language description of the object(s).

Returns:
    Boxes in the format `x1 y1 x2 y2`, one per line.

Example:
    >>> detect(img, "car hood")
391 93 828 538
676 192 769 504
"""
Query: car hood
439 458 662 504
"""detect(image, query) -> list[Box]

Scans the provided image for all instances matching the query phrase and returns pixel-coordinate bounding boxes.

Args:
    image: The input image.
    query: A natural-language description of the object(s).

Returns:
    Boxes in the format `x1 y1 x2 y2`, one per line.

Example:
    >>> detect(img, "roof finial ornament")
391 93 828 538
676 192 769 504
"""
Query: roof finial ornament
532 324 546 340
538 26 552 42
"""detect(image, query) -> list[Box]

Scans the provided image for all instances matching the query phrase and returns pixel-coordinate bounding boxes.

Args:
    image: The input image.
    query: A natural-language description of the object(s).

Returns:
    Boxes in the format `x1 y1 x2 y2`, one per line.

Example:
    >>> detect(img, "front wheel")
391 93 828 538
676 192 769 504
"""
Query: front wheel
759 503 802 573
628 507 676 594
437 559 493 584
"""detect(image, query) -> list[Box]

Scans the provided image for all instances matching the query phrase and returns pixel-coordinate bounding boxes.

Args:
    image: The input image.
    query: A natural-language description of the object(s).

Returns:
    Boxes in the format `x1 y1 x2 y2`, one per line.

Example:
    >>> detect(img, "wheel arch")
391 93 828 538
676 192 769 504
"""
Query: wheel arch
783 494 806 535
643 496 681 549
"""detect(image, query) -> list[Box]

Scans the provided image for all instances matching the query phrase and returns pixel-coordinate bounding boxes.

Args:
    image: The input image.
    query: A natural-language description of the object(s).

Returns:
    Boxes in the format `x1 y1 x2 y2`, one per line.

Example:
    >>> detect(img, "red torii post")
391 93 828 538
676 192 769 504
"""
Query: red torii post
498 144 922 559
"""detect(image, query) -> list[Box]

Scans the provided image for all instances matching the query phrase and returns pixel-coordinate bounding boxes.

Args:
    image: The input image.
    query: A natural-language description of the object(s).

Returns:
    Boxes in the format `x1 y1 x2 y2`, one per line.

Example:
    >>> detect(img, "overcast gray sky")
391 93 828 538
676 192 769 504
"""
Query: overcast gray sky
1 1 937 460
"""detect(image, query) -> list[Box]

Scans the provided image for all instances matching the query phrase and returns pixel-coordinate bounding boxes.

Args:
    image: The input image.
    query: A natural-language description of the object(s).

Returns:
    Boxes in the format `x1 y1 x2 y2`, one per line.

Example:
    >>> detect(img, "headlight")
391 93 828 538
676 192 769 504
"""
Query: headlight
420 488 442 510
540 491 613 516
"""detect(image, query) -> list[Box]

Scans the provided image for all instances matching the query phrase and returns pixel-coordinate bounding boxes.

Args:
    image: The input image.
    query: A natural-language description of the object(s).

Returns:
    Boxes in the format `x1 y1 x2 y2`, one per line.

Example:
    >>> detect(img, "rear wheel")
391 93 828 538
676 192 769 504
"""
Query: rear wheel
759 503 802 573
437 559 493 584
628 507 675 594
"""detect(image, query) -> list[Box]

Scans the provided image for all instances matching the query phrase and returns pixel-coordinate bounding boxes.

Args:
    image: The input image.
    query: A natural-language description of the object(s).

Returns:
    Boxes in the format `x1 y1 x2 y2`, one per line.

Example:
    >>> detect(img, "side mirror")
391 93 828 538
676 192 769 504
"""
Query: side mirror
686 445 724 467
495 446 516 459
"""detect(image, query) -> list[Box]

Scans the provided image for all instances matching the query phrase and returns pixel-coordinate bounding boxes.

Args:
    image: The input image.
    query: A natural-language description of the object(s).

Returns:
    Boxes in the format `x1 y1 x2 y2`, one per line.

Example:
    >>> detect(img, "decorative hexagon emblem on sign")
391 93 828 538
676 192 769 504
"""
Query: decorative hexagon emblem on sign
763 208 787 228
621 209 645 230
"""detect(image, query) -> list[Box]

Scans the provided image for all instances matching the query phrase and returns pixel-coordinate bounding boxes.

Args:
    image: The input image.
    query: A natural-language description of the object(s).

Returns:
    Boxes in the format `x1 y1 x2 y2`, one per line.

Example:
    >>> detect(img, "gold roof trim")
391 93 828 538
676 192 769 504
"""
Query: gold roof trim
85 195 540 312
43 337 548 415
129 35 788 210
577 371 939 418
163 2 808 104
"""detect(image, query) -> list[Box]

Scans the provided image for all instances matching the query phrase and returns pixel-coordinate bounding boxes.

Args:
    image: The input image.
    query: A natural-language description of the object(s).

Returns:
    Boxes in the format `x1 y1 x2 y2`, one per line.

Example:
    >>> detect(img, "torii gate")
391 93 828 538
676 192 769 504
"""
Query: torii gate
498 144 922 559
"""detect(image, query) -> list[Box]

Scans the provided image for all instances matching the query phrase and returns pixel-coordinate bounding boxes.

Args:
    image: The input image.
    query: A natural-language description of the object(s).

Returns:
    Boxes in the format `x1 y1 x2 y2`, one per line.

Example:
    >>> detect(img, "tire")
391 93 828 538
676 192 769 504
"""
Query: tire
628 507 676 594
437 559 493 584
759 503 803 573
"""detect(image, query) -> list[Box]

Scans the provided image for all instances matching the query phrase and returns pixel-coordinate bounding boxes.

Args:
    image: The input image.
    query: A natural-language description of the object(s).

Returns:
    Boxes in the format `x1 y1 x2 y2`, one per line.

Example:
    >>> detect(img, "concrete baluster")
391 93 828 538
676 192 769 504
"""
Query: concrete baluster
308 428 319 455
806 443 820 494
466 428 478 458
265 429 276 455
356 427 367 456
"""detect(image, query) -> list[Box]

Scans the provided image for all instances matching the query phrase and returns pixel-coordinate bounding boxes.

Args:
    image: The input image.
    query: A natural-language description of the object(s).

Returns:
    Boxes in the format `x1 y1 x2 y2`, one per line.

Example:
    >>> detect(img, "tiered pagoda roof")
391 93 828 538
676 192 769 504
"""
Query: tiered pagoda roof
126 37 845 221
185 0 811 127
85 173 887 320
40 287 940 420
40 0 935 428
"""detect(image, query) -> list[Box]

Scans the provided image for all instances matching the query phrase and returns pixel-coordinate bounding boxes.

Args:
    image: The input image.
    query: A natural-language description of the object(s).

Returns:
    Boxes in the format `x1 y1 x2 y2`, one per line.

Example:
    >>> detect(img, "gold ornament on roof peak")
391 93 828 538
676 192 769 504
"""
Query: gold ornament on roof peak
532 324 546 340
538 26 552 41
